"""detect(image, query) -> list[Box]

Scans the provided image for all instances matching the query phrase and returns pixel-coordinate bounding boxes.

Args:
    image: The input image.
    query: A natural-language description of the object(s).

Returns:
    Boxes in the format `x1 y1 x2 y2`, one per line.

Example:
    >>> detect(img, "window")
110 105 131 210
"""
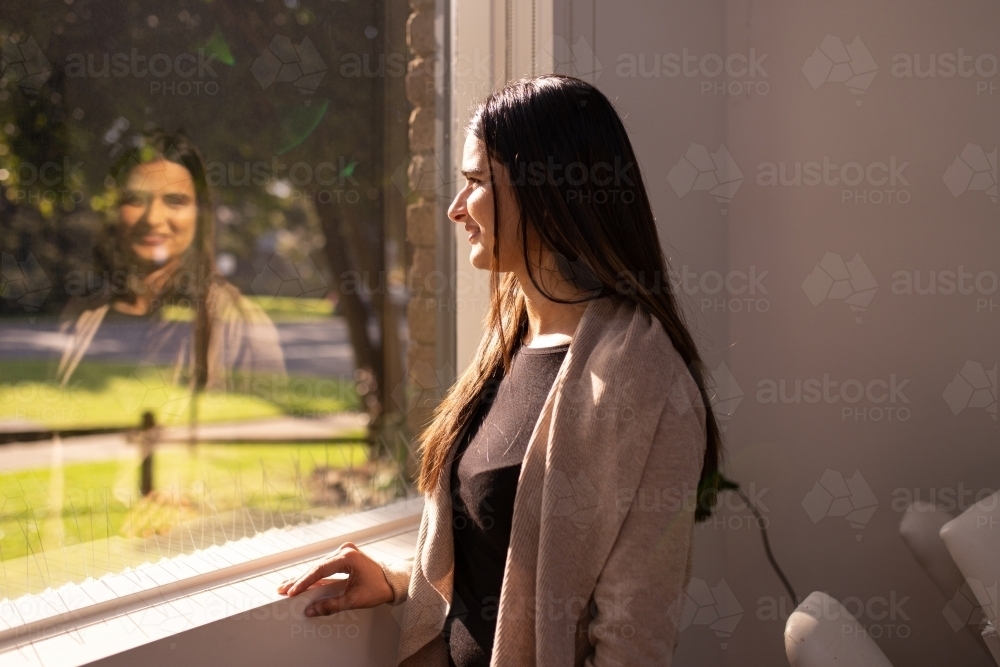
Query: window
0 0 444 603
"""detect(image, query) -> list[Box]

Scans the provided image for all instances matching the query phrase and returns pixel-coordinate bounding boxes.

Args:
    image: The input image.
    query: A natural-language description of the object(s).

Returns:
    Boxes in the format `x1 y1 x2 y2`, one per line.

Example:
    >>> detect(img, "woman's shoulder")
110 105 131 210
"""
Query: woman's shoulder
585 296 686 371
58 293 111 330
206 279 272 325
583 296 705 421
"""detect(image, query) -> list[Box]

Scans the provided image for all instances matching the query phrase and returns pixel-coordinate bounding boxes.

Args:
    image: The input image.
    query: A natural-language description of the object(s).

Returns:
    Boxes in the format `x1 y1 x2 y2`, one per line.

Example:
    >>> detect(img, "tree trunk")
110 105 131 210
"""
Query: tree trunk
315 202 382 387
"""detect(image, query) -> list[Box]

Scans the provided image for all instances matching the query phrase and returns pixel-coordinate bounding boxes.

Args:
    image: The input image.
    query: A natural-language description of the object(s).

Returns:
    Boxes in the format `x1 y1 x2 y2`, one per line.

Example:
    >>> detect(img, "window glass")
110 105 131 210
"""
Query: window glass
0 0 420 598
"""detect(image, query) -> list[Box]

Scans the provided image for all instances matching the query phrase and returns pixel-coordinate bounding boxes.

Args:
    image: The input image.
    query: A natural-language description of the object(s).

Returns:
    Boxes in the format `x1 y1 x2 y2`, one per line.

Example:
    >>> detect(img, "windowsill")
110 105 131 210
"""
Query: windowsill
0 498 422 667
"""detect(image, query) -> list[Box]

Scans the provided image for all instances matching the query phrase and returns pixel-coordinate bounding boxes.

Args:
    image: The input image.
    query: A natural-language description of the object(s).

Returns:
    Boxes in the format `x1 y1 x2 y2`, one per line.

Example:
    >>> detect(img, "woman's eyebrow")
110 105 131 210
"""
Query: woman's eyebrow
461 167 485 178
121 187 191 198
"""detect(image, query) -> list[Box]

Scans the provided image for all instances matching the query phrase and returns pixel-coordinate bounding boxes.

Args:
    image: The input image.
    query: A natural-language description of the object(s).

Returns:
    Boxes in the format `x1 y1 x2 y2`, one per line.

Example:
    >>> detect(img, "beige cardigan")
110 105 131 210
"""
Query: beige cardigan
55 283 286 391
380 295 707 666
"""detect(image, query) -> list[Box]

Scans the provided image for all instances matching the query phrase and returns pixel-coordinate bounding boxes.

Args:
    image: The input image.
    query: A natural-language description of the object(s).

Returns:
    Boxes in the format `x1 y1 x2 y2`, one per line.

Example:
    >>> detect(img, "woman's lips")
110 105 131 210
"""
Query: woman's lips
465 225 480 242
137 234 169 246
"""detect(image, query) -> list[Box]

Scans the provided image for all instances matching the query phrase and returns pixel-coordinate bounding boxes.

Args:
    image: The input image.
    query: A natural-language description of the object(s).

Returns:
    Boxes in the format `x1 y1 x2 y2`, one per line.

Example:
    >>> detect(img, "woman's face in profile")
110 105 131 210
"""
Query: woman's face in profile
449 133 524 272
118 158 198 267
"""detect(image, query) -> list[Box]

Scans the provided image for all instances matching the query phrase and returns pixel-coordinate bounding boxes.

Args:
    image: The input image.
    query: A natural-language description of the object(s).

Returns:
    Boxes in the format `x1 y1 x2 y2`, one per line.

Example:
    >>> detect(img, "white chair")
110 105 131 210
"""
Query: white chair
940 491 1000 625
983 622 1000 665
900 501 996 662
900 501 967 599
784 591 893 667
940 491 1000 666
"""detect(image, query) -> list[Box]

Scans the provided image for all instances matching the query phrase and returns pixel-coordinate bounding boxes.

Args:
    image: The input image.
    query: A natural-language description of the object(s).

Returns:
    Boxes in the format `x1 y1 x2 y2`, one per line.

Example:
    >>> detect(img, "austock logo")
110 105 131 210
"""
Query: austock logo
890 266 997 315
204 156 361 204
615 47 769 97
891 48 999 96
250 251 327 300
761 590 911 640
697 482 771 532
114 361 191 421
942 143 997 204
64 48 221 96
802 35 878 106
671 148 911 209
547 469 601 538
943 580 995 633
756 155 911 205
0 34 51 95
756 373 911 423
943 361 997 422
672 578 743 650
667 144 743 215
671 265 770 315
802 469 878 541
0 155 87 206
892 484 999 515
801 252 878 323
252 35 327 94
391 151 450 200
547 35 602 83
390 360 456 416
803 37 998 102
0 252 52 313
708 362 743 432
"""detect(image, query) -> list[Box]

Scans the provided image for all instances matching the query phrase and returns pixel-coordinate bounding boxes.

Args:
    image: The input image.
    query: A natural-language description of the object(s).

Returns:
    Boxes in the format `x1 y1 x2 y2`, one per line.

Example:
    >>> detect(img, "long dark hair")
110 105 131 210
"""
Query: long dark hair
416 75 725 521
101 129 216 391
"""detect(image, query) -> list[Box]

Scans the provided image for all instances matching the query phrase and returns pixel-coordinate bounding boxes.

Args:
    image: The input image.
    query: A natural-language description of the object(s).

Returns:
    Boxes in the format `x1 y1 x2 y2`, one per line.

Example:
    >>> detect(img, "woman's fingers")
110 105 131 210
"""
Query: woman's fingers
278 542 357 596
284 558 346 596
304 593 350 618
275 541 395 615
277 577 298 594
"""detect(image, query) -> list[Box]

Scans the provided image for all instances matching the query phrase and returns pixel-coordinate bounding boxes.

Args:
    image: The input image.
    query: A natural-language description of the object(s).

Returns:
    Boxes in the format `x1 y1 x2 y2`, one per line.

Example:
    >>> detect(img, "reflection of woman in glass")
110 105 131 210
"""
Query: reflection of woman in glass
57 130 285 392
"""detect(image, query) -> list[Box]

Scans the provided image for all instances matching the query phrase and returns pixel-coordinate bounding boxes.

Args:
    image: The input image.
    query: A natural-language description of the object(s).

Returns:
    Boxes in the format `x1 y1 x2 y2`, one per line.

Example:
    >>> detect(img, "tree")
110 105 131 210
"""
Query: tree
0 0 413 452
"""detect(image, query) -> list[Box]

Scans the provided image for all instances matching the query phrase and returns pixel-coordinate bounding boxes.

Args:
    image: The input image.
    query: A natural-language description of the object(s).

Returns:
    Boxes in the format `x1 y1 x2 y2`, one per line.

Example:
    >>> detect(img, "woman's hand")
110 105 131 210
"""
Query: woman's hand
277 541 395 617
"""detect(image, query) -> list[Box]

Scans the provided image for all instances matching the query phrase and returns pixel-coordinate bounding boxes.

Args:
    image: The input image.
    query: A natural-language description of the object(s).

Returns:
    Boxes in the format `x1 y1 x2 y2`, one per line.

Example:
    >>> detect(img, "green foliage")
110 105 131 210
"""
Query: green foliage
0 0 394 309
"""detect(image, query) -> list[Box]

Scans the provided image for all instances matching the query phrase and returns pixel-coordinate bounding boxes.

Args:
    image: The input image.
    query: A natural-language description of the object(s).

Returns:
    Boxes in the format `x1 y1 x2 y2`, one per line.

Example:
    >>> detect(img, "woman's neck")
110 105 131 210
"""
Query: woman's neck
517 267 591 348
113 259 182 315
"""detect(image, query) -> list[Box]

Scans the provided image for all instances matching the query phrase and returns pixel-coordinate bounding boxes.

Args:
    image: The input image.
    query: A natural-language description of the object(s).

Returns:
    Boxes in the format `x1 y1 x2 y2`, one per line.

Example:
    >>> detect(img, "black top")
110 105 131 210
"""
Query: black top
87 306 188 367
445 343 570 667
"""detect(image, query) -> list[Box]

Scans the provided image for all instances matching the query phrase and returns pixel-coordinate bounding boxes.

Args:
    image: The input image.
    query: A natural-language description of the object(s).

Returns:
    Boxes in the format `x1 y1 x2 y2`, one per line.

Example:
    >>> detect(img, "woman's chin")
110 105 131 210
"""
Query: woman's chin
469 247 490 270
131 244 173 266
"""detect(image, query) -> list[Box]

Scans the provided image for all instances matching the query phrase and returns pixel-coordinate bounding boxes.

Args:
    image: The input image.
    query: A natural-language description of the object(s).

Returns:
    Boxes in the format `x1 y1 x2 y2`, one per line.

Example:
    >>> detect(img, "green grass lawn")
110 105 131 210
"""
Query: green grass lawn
157 295 335 323
0 444 370 584
0 306 391 598
159 296 335 323
1 297 347 430
0 359 359 430
244 295 336 322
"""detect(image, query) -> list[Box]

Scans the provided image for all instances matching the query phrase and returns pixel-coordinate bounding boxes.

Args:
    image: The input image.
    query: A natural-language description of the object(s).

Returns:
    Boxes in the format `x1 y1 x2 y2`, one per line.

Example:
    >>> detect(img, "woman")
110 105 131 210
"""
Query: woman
279 75 724 666
56 130 285 395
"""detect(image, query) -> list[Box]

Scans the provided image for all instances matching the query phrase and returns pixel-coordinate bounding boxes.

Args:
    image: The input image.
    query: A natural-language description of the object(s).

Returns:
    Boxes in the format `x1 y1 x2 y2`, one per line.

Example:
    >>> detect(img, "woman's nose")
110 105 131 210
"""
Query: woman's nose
448 191 467 223
144 197 167 227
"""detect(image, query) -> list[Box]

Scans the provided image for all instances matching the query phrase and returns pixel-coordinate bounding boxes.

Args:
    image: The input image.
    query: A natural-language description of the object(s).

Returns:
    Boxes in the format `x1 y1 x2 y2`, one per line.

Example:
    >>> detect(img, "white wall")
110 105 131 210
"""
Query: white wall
710 2 997 664
451 0 999 664
89 600 402 667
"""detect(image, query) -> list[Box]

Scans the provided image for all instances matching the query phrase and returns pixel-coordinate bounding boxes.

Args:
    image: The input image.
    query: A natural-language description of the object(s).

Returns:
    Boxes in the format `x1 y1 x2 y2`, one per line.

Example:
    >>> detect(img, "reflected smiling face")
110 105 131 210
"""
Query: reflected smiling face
118 159 198 266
